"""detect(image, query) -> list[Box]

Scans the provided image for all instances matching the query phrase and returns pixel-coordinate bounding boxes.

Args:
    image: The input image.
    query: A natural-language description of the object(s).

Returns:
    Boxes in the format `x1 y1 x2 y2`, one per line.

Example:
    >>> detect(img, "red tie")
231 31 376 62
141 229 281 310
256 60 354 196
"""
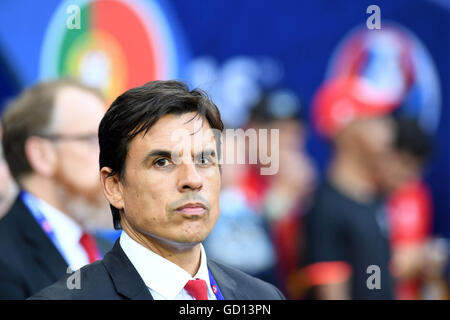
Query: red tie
184 279 208 300
79 232 102 263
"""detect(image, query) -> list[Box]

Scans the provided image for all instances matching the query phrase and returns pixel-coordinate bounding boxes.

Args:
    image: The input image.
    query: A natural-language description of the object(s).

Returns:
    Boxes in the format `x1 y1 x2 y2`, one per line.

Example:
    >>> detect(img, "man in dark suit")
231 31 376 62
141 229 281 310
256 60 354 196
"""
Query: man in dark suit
0 79 112 299
32 239 284 300
31 80 285 300
0 124 17 218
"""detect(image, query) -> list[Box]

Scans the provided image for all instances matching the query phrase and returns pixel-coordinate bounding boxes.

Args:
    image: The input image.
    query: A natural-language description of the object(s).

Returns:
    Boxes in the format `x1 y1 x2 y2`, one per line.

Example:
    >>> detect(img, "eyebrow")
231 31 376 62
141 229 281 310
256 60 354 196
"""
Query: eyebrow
142 149 173 166
195 149 216 159
142 148 217 166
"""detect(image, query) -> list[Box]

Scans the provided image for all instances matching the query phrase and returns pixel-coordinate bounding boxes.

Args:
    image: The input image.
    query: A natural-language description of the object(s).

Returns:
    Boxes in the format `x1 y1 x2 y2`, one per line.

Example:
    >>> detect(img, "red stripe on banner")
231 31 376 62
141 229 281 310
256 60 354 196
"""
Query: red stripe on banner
92 0 158 90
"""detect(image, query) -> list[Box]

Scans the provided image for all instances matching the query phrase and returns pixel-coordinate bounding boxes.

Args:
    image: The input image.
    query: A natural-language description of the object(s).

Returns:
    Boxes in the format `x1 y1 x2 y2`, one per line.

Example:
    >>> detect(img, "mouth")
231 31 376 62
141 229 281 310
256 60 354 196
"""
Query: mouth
174 202 207 216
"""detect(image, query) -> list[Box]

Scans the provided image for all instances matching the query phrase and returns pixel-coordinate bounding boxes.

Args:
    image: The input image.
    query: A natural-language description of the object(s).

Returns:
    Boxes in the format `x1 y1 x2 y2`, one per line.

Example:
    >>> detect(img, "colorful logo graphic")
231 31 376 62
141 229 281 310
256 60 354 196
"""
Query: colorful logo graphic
323 23 441 135
40 0 189 103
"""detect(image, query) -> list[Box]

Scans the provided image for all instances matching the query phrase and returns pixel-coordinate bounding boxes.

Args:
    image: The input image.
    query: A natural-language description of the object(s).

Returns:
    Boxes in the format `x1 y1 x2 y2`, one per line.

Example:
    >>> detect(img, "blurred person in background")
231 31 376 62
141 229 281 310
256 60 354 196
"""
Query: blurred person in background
0 78 112 299
298 77 398 300
204 89 316 295
386 116 449 299
385 116 433 299
248 90 316 296
0 123 18 217
203 115 278 285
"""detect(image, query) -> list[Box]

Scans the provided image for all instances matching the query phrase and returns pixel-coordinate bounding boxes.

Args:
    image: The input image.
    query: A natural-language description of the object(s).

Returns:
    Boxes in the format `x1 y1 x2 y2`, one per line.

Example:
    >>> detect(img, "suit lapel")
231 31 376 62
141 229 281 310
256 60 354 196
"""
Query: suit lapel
13 198 68 281
207 259 248 300
102 240 153 300
102 240 250 300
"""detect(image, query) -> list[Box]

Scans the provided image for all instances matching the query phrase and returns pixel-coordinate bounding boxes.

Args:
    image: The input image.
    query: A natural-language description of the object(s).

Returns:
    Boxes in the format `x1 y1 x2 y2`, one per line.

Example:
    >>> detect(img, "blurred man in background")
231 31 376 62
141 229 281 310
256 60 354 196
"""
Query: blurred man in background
299 77 397 299
0 123 17 217
203 92 279 285
0 78 111 299
204 89 316 295
385 116 433 299
247 90 316 295
386 116 449 299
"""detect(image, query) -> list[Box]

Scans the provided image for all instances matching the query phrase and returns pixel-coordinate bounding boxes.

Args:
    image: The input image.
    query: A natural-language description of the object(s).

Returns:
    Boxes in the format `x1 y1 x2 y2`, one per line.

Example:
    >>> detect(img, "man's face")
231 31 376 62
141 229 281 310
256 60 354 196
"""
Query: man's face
0 125 17 218
379 150 422 193
355 116 397 192
358 117 394 158
117 112 221 246
51 86 106 208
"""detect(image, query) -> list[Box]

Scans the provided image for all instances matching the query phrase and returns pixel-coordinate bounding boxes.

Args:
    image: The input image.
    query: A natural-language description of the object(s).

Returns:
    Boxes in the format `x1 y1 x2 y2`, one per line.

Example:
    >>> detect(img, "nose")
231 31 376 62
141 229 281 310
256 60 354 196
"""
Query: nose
177 162 203 192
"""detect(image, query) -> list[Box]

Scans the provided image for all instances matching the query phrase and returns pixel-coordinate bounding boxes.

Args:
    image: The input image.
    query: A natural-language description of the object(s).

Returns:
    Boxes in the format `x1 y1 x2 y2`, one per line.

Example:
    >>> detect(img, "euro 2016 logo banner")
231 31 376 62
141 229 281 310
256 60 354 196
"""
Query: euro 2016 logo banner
7 0 190 105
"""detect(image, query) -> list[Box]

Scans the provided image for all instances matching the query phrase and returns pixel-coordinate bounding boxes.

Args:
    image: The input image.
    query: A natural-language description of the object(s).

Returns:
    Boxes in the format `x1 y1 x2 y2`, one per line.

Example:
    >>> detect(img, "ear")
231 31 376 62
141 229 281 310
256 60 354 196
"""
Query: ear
24 136 57 177
100 167 124 211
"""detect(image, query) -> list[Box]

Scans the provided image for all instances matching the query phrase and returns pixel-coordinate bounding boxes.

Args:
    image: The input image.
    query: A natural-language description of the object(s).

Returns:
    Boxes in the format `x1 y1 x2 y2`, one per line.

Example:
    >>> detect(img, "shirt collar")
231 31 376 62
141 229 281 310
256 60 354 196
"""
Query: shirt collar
21 190 83 247
119 231 212 300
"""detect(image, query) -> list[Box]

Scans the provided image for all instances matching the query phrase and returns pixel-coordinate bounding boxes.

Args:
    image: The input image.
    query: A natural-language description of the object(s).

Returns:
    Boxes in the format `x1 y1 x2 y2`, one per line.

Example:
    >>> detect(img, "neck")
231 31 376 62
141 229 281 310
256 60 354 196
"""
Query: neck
121 218 201 277
328 149 377 204
21 175 81 224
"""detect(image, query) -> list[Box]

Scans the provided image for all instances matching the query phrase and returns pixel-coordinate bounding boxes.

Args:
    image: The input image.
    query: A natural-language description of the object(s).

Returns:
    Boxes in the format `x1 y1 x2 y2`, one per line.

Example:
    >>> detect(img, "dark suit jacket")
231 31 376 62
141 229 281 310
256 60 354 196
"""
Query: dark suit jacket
29 239 285 300
0 196 112 300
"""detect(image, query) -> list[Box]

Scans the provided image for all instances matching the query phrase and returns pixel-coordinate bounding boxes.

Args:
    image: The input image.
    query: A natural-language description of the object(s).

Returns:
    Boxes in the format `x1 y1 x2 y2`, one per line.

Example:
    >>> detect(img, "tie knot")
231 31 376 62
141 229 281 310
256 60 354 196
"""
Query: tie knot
184 279 208 300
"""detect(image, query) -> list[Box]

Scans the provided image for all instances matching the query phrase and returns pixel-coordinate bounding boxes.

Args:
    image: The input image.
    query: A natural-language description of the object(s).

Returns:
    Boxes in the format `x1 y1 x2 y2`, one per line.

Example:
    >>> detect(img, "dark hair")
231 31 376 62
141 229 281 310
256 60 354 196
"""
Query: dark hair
1 78 103 183
393 116 432 163
99 80 224 229
249 89 303 124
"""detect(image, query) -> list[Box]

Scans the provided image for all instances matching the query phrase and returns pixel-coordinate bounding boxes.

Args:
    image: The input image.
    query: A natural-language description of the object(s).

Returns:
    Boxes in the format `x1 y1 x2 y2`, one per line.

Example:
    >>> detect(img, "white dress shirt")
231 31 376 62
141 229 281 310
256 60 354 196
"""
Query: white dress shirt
119 231 217 300
21 191 90 271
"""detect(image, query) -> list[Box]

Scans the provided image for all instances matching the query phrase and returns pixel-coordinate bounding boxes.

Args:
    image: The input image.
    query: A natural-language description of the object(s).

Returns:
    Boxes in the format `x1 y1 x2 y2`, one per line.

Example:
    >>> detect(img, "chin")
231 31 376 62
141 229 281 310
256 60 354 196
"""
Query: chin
174 229 210 245
139 228 207 249
178 233 208 244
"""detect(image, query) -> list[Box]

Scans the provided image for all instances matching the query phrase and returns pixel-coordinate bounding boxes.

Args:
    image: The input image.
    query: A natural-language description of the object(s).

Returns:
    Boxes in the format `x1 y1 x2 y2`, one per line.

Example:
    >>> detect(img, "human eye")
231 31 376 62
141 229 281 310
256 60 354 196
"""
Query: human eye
199 156 211 165
195 151 215 167
153 157 172 168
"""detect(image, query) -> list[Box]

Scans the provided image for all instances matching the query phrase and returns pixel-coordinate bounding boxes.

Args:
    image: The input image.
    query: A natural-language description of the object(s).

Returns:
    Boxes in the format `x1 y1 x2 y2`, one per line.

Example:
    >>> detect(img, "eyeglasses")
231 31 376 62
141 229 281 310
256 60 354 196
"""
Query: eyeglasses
35 133 98 146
